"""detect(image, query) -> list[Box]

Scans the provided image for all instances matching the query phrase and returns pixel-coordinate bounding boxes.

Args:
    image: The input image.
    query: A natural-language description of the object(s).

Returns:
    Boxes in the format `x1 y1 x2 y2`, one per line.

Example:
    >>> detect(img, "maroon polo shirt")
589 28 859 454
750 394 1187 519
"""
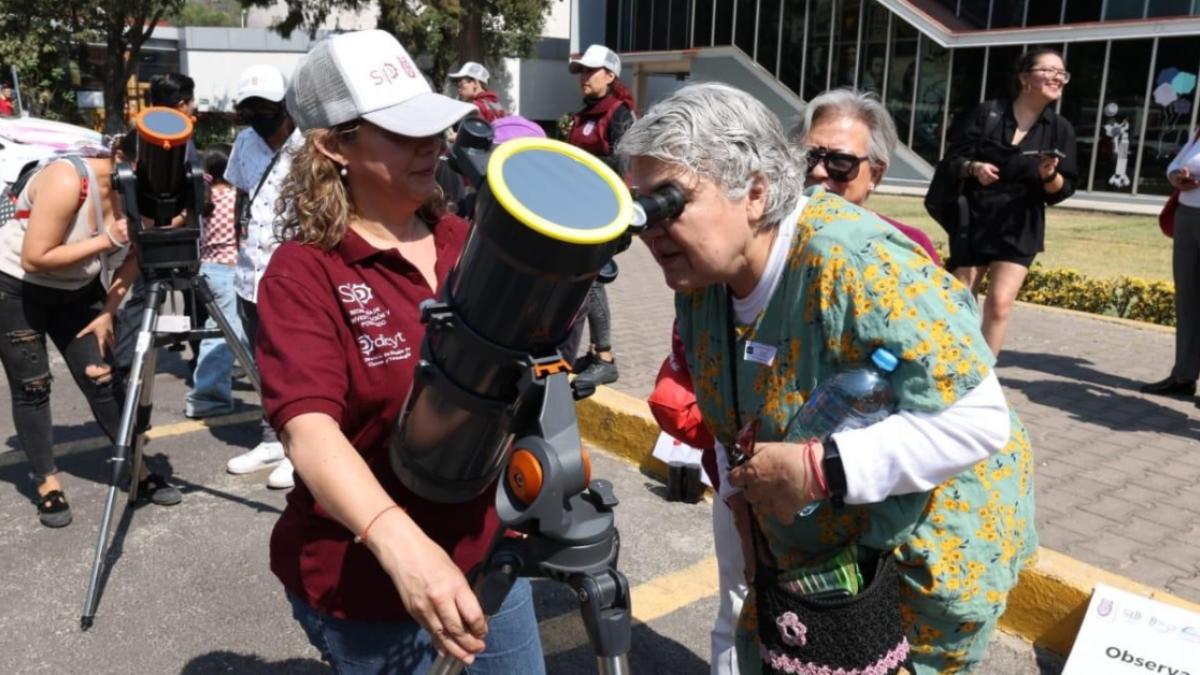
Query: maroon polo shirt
256 214 501 622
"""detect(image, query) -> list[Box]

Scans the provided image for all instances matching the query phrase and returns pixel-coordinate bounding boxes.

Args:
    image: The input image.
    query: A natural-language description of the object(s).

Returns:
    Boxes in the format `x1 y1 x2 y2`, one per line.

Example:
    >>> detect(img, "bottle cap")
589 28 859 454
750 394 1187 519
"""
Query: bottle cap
871 348 899 373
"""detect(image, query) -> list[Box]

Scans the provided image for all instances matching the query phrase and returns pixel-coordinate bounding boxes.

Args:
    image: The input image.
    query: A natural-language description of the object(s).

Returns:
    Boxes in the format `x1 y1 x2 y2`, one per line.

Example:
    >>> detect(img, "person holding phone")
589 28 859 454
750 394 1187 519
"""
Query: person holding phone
1141 128 1200 399
942 47 1077 355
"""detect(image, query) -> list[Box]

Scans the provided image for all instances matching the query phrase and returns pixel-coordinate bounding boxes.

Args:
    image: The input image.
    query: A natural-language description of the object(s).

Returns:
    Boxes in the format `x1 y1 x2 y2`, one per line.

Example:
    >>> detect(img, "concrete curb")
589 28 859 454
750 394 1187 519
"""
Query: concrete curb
575 385 1200 657
1014 300 1175 335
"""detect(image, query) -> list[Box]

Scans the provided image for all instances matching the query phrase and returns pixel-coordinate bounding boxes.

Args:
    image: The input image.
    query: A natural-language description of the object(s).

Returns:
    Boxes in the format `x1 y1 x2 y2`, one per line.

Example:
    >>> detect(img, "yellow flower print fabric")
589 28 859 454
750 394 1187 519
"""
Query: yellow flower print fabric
674 189 1037 674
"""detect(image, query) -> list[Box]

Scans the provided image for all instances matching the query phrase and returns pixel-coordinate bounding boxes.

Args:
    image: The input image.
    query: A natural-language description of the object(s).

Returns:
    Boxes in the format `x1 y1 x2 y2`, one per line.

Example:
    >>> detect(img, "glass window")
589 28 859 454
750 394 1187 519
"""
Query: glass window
945 47 988 156
857 0 888 96
1138 37 1200 195
802 0 832 99
693 0 714 47
1104 0 1146 20
886 19 918 144
829 0 862 89
651 0 670 50
991 0 1027 27
983 46 1022 101
1146 0 1194 17
622 0 637 51
757 0 783 76
735 0 758 57
1059 41 1108 190
778 0 807 93
669 0 689 49
1095 40 1153 193
634 0 653 50
1063 0 1102 22
912 40 952 164
714 0 735 44
606 0 621 48
1026 0 1065 25
958 0 990 26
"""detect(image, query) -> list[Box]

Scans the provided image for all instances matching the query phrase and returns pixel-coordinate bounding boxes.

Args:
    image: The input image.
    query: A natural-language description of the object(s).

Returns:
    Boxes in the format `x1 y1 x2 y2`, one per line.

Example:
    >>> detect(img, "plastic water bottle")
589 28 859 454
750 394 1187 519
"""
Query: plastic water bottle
788 347 899 517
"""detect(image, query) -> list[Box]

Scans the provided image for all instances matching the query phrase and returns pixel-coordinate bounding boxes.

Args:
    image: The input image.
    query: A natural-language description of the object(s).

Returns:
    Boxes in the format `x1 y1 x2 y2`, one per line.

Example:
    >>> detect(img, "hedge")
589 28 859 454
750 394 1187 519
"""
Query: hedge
978 265 1176 327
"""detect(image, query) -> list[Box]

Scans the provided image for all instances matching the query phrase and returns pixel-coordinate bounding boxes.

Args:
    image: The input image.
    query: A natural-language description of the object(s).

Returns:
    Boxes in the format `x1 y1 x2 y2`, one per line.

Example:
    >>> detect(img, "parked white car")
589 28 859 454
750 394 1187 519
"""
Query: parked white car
0 116 105 190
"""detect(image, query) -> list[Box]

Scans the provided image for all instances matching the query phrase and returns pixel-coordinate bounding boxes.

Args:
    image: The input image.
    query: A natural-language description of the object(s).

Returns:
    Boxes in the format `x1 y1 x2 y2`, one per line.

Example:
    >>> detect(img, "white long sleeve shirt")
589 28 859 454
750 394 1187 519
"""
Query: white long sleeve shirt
1167 129 1200 208
722 201 1011 504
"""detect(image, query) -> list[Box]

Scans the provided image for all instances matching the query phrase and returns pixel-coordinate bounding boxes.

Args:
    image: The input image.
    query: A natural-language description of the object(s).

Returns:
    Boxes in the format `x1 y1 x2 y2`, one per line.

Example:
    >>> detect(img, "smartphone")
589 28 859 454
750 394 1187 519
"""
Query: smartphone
1022 149 1066 160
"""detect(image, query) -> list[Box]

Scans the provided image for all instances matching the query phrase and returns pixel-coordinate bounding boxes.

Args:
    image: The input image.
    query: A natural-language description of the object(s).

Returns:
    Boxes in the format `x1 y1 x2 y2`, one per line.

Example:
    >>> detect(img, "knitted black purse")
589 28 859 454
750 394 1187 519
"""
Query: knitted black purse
753 545 912 675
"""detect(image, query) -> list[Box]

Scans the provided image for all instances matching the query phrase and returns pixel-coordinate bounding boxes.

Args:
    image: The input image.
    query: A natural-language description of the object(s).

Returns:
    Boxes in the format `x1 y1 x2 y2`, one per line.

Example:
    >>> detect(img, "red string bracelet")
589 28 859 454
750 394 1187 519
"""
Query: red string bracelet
804 438 829 500
355 504 402 545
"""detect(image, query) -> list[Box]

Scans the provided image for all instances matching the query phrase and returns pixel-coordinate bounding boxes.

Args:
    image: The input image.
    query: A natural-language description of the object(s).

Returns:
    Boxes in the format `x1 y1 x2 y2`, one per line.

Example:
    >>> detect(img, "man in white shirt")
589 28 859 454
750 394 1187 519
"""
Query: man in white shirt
222 65 299 489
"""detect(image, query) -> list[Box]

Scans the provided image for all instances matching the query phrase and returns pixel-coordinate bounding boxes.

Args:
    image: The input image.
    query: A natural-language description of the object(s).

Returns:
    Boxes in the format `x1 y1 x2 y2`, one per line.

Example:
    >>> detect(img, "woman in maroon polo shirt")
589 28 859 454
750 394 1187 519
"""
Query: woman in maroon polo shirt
254 30 545 674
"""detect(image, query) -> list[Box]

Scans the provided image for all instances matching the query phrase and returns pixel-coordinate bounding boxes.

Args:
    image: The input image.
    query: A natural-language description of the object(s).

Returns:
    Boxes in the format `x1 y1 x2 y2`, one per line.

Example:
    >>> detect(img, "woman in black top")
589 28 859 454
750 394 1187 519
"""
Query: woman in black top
944 47 1077 355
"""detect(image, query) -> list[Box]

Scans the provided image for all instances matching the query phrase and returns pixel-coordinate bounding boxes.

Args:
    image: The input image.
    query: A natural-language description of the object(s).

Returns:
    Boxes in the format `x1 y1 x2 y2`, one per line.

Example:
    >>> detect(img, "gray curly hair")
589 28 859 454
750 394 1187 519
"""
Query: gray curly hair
788 88 898 172
615 82 804 229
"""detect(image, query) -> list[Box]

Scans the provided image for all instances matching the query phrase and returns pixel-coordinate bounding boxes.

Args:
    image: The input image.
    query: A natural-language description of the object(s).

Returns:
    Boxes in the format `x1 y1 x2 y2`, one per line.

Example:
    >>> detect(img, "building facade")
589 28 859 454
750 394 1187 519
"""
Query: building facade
607 0 1200 197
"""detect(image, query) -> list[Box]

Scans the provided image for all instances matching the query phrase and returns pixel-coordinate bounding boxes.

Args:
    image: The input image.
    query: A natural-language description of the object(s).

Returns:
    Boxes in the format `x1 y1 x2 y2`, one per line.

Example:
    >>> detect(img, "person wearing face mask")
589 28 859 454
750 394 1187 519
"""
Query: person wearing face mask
563 44 636 388
222 64 300 489
942 47 1077 356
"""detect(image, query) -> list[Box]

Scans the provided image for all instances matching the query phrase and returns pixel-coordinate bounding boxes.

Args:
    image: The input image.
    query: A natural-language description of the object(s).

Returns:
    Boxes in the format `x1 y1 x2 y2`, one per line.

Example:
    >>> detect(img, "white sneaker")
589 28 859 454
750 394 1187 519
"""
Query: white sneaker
226 442 285 475
266 458 295 489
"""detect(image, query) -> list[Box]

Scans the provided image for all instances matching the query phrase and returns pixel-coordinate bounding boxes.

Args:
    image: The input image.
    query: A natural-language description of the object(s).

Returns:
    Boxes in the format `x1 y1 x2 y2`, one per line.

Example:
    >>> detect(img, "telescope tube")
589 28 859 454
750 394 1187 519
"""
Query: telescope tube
391 138 634 503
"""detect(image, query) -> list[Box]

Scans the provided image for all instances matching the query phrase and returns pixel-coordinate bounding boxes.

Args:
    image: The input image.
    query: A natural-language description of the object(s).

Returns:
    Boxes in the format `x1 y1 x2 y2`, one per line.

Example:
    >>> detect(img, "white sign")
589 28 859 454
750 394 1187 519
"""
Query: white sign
1063 583 1200 675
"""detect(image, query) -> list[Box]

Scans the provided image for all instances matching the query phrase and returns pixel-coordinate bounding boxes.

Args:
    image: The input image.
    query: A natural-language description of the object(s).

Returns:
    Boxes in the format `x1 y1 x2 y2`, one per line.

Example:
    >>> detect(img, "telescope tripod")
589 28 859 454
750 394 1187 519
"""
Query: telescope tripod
429 370 631 675
80 270 261 629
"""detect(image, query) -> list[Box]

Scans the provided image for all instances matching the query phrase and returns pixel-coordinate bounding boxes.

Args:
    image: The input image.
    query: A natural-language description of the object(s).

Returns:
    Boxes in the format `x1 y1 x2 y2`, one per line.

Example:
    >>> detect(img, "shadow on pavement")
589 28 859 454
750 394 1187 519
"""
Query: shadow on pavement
169 475 283 515
999 351 1199 440
1034 645 1066 674
547 621 709 673
180 651 329 674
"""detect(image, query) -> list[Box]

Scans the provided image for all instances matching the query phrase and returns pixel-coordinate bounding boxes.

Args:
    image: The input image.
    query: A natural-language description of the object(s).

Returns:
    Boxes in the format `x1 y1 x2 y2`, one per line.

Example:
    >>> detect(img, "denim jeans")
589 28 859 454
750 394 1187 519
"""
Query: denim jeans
186 263 245 417
287 578 546 675
0 273 123 478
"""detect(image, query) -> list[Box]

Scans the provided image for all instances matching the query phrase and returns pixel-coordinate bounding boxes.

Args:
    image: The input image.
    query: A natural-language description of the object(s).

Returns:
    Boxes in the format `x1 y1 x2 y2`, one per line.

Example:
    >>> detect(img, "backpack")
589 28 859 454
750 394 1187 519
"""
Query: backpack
0 156 89 224
923 101 1003 239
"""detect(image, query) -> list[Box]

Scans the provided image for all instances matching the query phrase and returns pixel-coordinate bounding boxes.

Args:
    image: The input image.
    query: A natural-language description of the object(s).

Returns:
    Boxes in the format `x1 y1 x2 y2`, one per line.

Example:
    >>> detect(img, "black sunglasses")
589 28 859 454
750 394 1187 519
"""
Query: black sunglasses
804 147 871 182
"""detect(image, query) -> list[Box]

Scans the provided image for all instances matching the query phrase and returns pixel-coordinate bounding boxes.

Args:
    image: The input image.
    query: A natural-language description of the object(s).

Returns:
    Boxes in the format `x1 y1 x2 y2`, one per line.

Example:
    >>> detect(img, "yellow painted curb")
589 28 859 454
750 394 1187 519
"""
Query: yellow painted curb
575 386 1200 657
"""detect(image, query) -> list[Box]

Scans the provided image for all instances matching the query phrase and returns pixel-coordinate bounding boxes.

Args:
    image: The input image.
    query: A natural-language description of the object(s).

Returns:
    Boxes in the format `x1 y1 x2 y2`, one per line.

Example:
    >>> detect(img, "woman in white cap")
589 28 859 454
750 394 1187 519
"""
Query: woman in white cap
447 61 507 123
255 30 545 673
564 44 635 389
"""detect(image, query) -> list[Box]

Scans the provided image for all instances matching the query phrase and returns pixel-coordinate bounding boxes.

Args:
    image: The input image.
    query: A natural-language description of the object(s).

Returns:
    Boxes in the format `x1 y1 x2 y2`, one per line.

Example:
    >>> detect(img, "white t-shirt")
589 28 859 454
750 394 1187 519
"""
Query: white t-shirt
235 130 302 303
225 127 278 194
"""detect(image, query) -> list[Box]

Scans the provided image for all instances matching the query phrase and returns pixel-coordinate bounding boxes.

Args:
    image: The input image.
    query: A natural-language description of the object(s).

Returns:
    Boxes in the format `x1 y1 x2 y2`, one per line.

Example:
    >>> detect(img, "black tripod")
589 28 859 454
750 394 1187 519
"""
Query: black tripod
406 301 632 675
80 160 261 629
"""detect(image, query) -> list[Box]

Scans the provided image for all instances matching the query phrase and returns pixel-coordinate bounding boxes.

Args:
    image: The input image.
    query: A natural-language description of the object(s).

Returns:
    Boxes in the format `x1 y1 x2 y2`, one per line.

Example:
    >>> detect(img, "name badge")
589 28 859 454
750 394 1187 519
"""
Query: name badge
743 341 777 367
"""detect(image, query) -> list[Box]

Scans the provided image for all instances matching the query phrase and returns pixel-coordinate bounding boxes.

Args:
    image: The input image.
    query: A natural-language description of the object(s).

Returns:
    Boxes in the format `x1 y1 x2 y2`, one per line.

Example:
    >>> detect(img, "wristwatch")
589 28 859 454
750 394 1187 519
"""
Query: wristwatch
822 437 847 509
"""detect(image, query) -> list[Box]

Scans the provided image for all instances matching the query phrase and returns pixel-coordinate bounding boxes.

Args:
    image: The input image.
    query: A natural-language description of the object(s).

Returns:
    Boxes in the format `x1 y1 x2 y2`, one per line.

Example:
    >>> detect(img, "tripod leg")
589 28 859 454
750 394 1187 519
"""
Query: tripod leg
126 333 160 504
191 275 261 395
572 569 632 675
81 282 166 630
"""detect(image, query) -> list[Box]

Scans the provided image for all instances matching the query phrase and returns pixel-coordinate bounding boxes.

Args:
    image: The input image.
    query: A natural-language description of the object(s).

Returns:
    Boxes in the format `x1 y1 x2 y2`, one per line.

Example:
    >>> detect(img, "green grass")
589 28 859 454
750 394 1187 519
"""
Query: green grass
867 194 1171 282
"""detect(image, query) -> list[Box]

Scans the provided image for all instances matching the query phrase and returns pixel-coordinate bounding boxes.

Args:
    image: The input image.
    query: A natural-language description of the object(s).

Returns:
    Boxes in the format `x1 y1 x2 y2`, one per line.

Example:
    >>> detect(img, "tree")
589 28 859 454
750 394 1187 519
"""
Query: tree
171 0 244 26
0 1 88 121
249 0 553 85
95 0 186 133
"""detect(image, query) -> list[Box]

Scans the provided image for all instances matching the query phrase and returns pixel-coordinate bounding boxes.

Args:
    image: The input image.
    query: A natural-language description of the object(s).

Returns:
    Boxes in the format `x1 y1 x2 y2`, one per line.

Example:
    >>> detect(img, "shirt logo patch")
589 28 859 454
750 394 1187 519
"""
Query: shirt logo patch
338 283 374 308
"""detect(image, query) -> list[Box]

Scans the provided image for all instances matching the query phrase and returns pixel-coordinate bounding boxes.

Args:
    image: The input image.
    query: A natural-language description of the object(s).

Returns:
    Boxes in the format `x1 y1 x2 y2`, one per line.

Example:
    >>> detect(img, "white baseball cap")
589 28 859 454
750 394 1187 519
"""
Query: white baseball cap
569 45 622 78
286 29 474 137
448 62 490 85
235 65 288 105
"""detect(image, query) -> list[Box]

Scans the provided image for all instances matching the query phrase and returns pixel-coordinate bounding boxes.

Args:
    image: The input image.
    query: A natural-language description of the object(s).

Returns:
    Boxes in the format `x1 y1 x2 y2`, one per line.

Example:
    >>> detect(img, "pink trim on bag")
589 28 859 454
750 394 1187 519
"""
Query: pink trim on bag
760 637 910 675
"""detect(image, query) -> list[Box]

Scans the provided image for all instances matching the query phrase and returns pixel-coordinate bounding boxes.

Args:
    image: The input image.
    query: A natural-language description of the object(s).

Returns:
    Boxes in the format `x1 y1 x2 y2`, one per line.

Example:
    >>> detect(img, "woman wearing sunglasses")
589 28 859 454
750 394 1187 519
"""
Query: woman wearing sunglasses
942 47 1077 355
622 82 1034 674
790 89 940 264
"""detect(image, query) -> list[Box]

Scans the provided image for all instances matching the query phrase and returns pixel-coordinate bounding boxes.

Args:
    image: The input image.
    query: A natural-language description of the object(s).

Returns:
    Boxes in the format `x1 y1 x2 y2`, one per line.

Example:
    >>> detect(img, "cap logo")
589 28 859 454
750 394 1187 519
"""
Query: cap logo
371 54 418 87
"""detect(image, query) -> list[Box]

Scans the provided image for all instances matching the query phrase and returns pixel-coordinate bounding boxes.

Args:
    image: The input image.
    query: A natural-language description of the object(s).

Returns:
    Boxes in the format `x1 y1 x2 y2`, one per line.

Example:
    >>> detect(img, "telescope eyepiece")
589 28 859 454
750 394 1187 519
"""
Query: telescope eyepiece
630 183 685 233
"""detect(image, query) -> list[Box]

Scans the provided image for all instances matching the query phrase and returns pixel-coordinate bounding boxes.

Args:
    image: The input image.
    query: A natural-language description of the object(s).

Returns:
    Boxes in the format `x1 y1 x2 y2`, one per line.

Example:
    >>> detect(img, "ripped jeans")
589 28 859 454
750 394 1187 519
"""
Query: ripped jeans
0 272 123 480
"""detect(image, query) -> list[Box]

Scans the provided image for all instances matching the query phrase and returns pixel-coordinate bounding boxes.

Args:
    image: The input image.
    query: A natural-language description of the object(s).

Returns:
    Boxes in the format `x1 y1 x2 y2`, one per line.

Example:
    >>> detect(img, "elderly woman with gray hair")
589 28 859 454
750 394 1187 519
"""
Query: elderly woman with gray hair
790 89 938 263
620 82 1036 674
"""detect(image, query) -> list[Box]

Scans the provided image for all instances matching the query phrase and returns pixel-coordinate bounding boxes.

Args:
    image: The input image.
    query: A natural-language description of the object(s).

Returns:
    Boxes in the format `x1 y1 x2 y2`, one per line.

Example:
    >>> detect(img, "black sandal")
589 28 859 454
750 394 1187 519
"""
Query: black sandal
37 490 73 528
137 473 182 506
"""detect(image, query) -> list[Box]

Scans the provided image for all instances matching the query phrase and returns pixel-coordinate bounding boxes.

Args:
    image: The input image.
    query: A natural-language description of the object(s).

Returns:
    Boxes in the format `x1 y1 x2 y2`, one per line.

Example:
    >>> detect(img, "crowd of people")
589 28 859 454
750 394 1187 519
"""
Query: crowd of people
3 25 1195 675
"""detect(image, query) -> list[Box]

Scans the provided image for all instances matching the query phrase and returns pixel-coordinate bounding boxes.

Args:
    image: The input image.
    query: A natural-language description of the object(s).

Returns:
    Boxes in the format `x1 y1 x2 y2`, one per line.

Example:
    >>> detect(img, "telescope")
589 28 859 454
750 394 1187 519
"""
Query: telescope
81 107 261 628
391 120 685 675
